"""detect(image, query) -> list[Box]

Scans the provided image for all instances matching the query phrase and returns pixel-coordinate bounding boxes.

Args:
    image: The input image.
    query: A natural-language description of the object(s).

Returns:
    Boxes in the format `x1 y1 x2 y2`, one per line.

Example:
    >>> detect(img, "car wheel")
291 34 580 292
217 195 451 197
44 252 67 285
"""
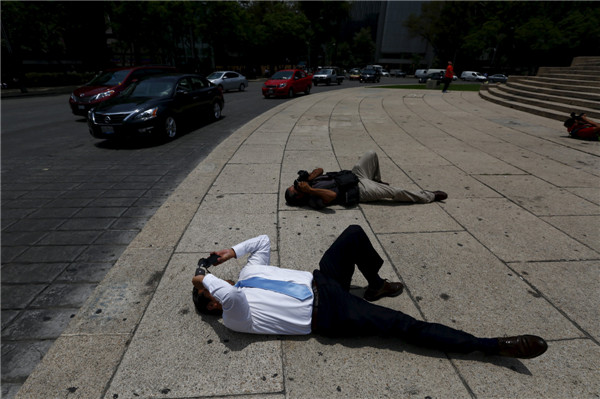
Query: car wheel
212 102 222 120
326 79 331 86
288 88 294 98
164 116 177 139
239 83 245 91
304 85 311 95
337 80 341 85
313 82 318 86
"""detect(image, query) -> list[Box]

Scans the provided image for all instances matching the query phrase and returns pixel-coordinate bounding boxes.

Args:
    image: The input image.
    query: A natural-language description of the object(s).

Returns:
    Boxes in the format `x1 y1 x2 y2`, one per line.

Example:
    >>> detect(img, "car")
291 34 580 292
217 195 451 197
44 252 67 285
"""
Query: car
390 69 406 77
69 65 175 116
87 74 224 141
488 74 508 83
206 71 248 92
359 69 380 83
418 72 444 83
460 71 487 82
262 69 312 98
380 69 390 77
348 68 361 80
312 67 344 85
414 69 429 79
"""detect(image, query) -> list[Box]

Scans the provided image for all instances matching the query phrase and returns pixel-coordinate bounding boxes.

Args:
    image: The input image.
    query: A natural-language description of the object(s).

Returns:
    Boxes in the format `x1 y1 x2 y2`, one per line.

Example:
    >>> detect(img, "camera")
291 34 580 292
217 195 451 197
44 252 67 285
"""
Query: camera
294 170 309 189
571 112 584 121
195 253 220 276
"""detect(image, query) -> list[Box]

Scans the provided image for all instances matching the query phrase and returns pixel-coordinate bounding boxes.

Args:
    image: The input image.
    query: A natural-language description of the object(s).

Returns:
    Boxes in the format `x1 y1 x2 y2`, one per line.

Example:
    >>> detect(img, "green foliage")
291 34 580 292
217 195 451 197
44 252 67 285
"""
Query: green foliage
405 1 600 72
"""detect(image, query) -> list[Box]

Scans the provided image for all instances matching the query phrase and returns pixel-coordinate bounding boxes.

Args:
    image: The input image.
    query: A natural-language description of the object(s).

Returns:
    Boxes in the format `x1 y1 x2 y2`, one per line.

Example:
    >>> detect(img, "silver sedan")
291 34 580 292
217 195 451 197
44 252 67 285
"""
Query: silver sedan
207 71 248 92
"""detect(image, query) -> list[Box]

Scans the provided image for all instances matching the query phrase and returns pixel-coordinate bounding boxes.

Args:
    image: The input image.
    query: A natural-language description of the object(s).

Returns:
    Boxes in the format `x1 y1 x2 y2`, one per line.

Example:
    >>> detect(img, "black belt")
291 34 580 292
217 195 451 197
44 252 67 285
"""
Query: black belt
311 281 319 332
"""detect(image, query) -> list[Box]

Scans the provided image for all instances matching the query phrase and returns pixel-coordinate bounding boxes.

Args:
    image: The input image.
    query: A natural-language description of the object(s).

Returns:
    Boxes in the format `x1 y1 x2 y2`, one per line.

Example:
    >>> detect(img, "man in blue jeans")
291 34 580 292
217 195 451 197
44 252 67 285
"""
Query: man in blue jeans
192 225 547 359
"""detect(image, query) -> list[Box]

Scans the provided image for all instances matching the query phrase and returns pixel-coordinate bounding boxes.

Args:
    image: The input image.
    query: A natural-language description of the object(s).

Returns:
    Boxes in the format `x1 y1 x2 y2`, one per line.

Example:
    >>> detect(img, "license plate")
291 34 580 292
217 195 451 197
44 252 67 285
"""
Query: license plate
101 126 114 134
268 89 274 94
78 105 85 110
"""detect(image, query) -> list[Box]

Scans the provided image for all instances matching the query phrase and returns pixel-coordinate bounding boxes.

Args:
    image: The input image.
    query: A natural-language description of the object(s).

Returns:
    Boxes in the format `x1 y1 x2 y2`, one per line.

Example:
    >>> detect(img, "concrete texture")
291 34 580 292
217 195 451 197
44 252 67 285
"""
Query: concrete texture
15 88 600 399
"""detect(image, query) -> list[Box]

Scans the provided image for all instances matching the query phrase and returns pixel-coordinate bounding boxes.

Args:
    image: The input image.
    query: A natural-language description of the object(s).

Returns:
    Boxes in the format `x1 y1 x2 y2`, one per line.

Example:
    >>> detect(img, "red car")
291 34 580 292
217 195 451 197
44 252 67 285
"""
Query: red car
69 65 175 116
262 69 312 98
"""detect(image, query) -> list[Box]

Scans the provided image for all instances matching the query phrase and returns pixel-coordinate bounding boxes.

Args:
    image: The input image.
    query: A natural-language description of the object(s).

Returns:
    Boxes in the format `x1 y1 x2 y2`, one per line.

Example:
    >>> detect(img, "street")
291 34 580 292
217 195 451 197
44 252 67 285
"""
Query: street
0 75 391 397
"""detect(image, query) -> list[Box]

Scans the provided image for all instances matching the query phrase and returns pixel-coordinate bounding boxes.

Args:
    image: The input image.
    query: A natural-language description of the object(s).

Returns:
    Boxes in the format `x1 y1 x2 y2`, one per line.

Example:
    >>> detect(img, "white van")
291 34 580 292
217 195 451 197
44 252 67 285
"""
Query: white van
415 69 429 79
426 68 445 75
460 71 487 81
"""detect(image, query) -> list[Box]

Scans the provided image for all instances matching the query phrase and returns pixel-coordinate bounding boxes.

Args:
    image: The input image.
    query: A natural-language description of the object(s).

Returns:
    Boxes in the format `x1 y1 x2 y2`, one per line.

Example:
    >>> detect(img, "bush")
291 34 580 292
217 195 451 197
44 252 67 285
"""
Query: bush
23 72 96 87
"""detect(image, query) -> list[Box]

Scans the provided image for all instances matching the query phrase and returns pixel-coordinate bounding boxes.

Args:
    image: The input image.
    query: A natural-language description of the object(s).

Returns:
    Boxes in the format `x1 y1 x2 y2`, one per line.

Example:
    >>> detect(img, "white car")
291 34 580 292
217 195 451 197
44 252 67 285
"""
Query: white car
460 71 487 82
207 71 248 92
381 69 390 77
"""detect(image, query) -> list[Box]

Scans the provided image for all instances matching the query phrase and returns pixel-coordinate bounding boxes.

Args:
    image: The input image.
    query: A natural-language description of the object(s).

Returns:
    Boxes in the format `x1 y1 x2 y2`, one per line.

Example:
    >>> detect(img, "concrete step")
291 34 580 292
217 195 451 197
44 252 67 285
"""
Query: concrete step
497 83 600 110
506 80 600 102
516 76 600 88
537 72 600 82
480 57 600 122
508 76 600 93
539 67 600 75
488 86 600 118
479 86 567 121
571 56 600 66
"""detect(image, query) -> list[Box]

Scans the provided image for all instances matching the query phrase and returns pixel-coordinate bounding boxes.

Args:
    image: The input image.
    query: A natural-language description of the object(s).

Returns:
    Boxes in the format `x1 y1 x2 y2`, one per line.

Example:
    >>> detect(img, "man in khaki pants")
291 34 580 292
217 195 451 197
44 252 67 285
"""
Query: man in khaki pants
285 150 447 209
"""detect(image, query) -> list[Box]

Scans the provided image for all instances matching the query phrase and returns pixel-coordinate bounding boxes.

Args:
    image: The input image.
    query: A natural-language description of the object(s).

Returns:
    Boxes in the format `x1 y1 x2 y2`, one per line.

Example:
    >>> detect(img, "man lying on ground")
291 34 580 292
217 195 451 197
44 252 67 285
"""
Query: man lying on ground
285 150 447 209
192 225 548 360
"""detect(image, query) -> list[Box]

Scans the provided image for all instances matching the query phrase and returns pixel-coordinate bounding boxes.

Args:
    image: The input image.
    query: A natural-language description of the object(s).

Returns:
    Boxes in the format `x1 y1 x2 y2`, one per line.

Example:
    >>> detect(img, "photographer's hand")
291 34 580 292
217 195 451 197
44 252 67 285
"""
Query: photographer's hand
212 248 237 265
297 181 337 205
296 181 312 193
308 168 323 181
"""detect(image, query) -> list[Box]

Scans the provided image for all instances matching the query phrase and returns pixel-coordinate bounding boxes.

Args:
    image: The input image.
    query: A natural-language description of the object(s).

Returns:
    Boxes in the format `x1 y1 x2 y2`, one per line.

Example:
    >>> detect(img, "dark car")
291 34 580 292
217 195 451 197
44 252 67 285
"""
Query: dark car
87 74 224 141
69 65 175 116
418 72 444 83
359 69 380 83
488 74 508 83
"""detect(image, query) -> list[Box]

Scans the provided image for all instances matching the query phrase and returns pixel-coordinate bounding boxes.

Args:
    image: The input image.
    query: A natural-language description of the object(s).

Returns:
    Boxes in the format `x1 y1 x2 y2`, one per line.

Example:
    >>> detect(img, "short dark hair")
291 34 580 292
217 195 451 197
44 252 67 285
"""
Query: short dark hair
285 187 308 206
192 288 222 316
564 118 576 128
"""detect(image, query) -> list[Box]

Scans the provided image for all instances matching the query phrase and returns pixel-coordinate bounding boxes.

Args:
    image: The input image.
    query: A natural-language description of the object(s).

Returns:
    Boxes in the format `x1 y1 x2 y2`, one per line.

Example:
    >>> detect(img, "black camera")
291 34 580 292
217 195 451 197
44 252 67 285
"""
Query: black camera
294 170 310 189
571 112 584 121
195 253 220 276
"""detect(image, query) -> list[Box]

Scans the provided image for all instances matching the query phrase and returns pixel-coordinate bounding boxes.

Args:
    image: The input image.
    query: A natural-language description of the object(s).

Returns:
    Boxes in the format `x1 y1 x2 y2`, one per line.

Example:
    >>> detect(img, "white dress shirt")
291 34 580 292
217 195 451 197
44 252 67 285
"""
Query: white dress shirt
202 235 314 335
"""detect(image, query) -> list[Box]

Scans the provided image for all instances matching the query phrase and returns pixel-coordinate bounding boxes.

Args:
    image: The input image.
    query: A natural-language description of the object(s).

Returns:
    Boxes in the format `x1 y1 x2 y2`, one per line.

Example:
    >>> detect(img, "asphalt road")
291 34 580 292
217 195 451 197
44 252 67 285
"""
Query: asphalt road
0 76 391 397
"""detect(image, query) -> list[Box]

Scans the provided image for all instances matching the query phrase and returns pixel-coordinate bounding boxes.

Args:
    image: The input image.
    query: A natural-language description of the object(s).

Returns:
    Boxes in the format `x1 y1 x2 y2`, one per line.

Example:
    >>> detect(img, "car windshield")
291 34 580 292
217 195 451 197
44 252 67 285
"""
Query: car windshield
124 79 174 98
207 72 223 79
87 69 131 86
363 69 375 74
319 69 333 74
271 71 293 80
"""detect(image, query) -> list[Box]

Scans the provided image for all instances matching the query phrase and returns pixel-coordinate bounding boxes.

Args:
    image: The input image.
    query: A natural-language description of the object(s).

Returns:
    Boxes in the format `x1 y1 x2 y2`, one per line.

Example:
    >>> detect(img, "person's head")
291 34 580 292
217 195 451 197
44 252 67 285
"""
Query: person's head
192 286 223 316
285 185 309 206
564 117 576 128
192 278 235 316
448 61 452 65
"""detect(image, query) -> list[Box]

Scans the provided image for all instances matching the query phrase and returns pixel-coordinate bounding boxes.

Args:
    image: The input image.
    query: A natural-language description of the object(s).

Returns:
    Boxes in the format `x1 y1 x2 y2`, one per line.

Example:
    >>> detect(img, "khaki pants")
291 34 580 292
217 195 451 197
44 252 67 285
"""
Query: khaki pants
351 151 434 204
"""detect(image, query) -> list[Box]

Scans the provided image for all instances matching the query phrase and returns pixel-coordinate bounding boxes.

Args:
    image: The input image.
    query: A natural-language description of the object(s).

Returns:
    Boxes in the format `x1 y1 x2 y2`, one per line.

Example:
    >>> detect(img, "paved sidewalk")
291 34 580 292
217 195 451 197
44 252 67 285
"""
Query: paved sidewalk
15 88 599 398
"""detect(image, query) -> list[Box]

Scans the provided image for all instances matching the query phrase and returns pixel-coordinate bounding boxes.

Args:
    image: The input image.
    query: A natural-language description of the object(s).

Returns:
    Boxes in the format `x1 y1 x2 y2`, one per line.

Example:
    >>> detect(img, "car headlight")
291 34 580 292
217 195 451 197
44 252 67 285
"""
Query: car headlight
92 90 115 101
278 83 287 88
88 109 95 122
133 107 158 121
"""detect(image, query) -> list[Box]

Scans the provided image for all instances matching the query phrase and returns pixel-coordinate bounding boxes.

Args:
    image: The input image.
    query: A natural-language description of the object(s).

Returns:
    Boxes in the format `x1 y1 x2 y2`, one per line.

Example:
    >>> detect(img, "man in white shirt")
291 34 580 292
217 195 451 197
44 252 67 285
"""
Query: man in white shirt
192 225 548 359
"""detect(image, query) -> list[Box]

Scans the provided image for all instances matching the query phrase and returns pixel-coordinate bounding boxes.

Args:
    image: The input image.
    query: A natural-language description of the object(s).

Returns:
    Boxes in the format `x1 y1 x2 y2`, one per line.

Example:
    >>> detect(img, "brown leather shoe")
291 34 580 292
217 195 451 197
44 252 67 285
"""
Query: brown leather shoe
364 280 404 302
433 191 448 201
496 335 548 359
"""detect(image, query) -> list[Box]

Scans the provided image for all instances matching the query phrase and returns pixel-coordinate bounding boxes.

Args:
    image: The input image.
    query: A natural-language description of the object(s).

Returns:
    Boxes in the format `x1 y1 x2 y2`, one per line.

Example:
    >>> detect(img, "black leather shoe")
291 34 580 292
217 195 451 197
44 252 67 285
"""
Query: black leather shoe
496 335 548 359
433 191 448 201
364 280 404 302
